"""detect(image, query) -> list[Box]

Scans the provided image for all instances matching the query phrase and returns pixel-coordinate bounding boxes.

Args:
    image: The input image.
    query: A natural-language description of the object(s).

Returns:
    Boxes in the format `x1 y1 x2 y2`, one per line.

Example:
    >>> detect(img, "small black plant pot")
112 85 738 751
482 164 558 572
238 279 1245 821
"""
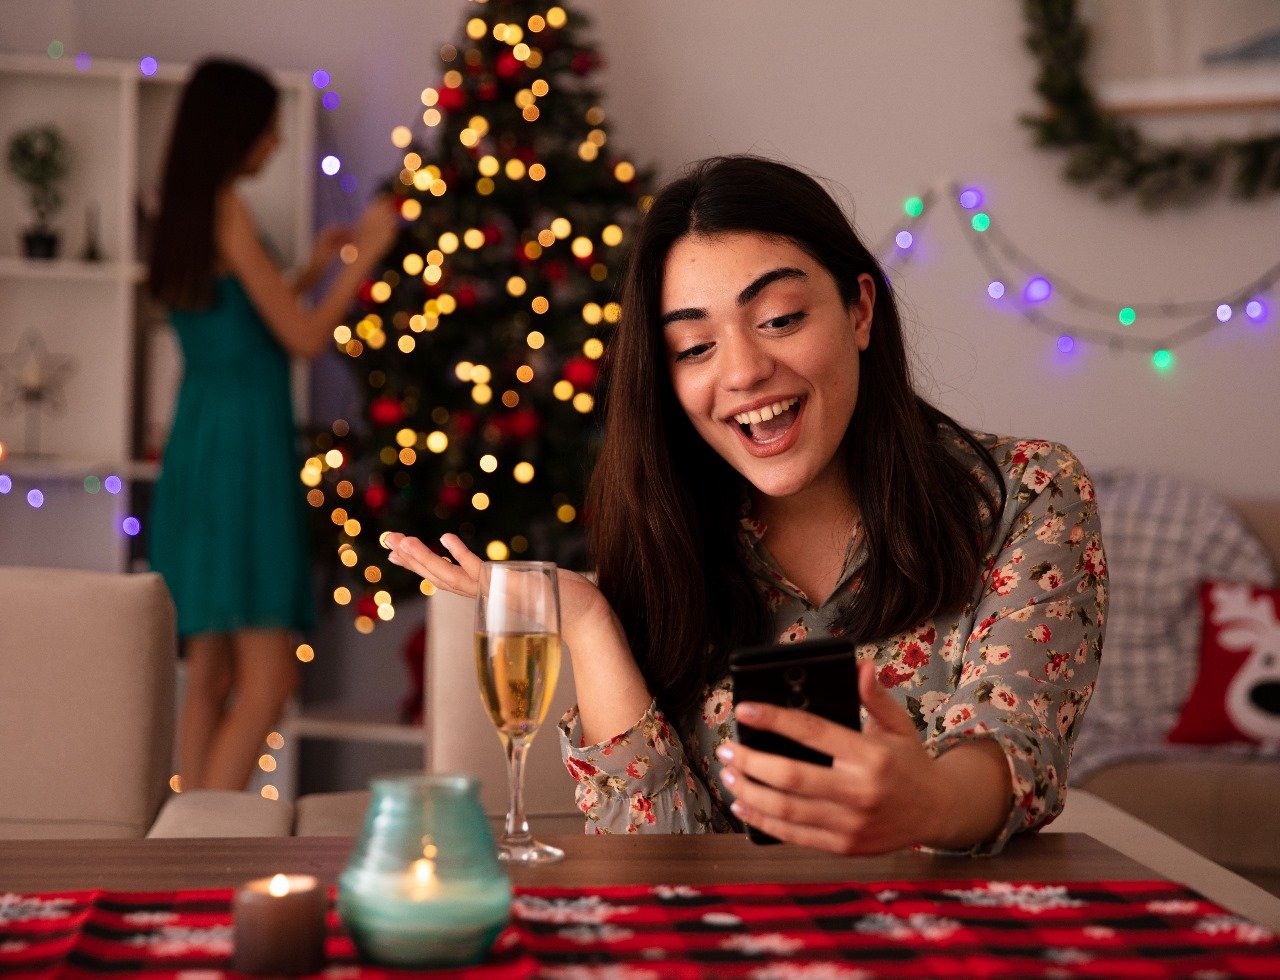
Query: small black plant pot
21 229 60 259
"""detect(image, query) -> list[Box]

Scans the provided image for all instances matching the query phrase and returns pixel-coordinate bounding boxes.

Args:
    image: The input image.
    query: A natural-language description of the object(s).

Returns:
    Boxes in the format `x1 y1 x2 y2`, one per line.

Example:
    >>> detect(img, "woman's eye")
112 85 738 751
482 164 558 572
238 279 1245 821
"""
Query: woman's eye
763 311 806 331
674 342 713 362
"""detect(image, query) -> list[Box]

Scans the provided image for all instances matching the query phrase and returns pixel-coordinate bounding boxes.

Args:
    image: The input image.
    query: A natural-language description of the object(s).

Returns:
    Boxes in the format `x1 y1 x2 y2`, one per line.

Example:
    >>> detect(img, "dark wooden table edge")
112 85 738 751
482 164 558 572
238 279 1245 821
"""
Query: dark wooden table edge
0 831 1163 893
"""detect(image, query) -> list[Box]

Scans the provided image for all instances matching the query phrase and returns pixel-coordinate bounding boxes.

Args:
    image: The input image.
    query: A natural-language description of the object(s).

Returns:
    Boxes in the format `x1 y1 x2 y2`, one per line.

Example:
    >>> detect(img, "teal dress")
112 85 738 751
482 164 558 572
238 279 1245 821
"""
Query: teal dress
150 276 315 638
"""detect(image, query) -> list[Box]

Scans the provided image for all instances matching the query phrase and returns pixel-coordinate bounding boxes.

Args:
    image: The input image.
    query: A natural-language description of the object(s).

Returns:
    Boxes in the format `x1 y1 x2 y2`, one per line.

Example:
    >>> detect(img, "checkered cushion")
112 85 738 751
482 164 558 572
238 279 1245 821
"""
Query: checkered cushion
1070 470 1275 780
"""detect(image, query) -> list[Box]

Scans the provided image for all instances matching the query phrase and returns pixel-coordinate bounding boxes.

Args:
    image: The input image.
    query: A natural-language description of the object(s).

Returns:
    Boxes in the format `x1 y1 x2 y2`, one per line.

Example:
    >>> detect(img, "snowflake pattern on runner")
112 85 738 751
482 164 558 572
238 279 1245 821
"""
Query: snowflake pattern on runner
121 910 178 926
944 880 1084 913
0 894 74 925
854 912 961 941
721 932 807 956
125 924 232 958
557 923 637 946
1195 915 1275 945
652 884 701 900
515 895 637 924
1147 899 1201 915
702 912 744 927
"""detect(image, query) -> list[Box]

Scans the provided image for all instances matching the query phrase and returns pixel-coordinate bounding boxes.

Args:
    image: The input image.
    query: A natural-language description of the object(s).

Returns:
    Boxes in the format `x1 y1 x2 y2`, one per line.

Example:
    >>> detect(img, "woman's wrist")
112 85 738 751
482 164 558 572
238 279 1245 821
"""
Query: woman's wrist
918 738 1013 850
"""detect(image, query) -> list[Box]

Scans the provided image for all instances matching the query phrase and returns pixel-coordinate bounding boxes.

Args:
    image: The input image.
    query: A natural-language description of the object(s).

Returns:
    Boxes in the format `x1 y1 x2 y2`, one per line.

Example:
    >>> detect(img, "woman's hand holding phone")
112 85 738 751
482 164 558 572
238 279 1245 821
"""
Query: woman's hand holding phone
722 656 954 854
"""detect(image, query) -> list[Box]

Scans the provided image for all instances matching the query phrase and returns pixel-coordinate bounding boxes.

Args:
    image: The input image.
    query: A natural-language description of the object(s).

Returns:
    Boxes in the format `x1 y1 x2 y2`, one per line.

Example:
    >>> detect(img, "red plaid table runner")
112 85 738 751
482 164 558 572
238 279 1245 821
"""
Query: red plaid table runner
2 879 1278 977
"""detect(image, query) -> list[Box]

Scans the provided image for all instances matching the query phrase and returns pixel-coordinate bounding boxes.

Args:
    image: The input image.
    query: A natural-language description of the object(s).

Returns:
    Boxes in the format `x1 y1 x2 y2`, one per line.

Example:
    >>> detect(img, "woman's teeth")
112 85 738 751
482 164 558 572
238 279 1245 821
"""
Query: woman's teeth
732 397 798 426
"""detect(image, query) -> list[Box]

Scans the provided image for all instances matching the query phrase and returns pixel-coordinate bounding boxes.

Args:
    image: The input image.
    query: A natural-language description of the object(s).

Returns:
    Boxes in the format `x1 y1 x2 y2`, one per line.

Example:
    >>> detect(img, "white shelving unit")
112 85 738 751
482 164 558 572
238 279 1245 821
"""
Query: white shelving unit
0 52 315 471
0 52 314 570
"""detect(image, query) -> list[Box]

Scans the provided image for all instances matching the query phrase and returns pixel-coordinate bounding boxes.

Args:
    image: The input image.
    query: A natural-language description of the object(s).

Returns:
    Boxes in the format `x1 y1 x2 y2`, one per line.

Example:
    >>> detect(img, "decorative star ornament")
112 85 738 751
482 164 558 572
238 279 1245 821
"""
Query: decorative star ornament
0 331 76 412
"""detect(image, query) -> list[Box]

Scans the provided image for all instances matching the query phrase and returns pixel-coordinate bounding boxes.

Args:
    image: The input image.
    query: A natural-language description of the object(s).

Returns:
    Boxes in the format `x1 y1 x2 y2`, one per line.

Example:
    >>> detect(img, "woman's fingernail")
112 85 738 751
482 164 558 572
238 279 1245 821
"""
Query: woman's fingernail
730 801 746 818
720 768 736 788
716 743 735 763
399 540 412 551
735 703 760 721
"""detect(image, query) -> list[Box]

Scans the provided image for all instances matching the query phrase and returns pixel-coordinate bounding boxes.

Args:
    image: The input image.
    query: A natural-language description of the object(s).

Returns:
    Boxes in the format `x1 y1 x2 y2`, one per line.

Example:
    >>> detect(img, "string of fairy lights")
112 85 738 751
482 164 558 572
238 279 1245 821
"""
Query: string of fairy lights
874 183 1275 371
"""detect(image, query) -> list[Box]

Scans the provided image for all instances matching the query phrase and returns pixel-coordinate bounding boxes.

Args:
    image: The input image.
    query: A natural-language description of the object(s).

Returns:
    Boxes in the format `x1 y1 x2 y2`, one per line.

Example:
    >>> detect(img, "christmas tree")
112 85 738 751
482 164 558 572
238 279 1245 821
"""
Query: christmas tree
306 0 651 634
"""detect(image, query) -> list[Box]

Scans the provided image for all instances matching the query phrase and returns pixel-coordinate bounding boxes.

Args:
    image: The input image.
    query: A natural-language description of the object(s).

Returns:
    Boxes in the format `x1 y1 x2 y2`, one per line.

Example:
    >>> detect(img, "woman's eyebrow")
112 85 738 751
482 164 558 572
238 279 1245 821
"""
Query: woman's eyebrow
660 266 808 328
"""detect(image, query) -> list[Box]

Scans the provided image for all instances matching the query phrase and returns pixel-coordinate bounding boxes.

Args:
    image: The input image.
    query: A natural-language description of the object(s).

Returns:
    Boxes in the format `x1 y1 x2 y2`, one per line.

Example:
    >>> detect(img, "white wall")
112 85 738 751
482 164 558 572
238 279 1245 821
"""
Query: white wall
5 0 1277 497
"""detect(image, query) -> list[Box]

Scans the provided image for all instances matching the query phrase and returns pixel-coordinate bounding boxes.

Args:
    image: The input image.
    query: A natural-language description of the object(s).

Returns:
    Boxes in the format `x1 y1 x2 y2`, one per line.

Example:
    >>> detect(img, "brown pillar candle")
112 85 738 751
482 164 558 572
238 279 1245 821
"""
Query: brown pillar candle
231 873 326 976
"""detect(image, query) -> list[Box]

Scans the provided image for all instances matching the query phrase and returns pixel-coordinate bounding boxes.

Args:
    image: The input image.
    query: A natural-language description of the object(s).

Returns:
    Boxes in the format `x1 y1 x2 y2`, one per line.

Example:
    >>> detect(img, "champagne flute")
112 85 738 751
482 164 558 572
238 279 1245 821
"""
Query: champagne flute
474 560 564 864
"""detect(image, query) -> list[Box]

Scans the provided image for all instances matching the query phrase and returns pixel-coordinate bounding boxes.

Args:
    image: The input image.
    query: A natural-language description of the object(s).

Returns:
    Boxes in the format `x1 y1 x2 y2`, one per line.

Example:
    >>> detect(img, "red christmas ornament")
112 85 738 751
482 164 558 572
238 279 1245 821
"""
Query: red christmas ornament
505 407 541 441
369 396 406 426
562 355 599 389
364 484 389 511
571 52 601 76
453 410 477 437
358 279 377 304
436 85 465 111
495 51 521 79
357 595 379 619
455 282 479 309
438 484 465 509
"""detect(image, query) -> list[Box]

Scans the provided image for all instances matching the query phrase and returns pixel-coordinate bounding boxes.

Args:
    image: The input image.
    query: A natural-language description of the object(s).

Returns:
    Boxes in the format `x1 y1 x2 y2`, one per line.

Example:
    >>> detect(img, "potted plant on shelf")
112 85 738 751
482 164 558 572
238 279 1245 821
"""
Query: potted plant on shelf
6 125 71 259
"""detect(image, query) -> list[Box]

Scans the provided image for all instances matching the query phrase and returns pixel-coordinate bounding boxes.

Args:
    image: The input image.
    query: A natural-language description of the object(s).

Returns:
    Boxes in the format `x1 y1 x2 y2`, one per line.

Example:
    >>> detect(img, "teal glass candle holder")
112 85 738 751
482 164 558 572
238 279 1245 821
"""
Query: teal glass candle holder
338 774 512 968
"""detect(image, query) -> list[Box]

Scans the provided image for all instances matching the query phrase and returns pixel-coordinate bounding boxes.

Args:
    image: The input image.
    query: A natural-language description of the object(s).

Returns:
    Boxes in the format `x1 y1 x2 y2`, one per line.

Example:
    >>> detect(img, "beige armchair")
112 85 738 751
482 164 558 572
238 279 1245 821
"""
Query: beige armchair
0 565 177 838
0 564 291 839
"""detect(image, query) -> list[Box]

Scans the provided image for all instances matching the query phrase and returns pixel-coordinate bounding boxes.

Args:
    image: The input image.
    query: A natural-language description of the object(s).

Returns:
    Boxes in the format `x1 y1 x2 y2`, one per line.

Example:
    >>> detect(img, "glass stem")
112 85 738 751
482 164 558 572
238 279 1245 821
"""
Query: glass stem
503 734 533 843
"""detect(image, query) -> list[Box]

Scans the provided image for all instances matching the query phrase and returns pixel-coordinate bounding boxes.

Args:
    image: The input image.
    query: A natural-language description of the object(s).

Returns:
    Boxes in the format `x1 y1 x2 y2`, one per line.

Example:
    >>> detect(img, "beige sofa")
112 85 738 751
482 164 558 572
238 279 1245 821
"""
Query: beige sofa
1074 497 1280 897
0 565 291 839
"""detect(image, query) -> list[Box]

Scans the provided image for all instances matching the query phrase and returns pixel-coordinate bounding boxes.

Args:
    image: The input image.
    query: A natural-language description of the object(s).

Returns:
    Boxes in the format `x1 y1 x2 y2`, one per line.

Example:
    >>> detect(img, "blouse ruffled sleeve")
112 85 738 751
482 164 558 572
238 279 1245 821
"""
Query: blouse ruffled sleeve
923 439 1107 856
558 699 732 834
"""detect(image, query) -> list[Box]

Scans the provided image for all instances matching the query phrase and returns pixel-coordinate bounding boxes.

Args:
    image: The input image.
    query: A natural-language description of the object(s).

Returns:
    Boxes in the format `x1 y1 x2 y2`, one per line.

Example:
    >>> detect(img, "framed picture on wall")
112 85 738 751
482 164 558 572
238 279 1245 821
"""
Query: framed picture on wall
1086 0 1280 129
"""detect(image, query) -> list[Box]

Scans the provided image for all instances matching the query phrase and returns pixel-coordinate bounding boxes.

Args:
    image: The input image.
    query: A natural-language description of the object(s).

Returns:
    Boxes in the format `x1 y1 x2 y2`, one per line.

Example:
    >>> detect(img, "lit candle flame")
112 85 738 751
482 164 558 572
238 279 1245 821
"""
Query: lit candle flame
269 874 290 897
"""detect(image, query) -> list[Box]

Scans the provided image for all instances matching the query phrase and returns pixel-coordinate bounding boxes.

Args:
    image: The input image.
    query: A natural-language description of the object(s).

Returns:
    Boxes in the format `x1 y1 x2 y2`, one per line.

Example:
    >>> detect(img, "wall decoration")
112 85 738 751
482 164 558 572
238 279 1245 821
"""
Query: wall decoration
1021 0 1280 208
0 332 76 456
879 182 1275 365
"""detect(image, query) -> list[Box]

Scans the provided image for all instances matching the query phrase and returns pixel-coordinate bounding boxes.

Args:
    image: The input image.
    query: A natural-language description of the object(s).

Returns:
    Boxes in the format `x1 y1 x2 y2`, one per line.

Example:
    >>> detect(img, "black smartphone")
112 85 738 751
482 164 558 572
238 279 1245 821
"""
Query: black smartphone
728 636 861 845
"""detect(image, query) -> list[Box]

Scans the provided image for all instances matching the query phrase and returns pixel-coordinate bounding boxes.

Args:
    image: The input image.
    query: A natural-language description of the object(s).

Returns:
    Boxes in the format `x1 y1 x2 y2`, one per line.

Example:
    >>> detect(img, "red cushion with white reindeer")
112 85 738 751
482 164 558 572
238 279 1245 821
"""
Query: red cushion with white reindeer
1167 581 1280 746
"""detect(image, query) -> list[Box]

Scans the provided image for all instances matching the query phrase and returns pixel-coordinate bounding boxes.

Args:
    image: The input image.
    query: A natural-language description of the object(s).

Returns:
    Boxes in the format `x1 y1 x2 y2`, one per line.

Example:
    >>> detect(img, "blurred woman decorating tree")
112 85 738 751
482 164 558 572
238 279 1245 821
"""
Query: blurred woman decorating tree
148 57 397 791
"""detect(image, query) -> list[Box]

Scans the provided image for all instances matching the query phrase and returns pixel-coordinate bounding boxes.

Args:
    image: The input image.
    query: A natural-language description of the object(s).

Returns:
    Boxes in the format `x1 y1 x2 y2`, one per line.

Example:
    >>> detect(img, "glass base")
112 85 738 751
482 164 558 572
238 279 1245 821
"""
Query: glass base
497 836 565 864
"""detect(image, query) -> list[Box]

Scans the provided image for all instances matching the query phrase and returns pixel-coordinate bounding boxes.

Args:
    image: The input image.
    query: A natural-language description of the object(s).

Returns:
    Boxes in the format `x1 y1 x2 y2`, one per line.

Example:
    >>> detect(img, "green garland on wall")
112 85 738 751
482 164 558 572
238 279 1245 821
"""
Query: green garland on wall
1021 0 1280 208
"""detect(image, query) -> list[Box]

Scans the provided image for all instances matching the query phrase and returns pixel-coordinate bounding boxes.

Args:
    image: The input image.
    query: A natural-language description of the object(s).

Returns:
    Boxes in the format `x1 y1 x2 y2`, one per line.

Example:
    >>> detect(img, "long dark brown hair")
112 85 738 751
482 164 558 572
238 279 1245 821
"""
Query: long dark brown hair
587 155 1005 715
148 58 278 309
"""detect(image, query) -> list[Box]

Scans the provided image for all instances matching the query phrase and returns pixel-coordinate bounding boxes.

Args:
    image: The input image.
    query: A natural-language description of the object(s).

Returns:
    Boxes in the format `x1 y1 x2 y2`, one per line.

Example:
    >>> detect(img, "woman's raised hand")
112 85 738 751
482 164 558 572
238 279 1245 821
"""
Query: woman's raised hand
353 196 399 259
382 531 610 628
717 659 1012 855
383 532 481 598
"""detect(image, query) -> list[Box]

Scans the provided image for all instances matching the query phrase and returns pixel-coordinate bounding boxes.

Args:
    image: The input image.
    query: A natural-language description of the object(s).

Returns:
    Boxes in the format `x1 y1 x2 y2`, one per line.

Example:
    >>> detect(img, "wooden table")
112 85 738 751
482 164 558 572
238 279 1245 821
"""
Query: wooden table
0 831 1155 893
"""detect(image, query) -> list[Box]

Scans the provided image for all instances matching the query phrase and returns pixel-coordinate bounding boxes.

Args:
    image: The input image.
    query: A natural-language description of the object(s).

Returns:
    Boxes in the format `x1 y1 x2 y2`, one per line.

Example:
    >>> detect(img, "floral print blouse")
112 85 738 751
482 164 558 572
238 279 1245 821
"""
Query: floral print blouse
557 433 1107 855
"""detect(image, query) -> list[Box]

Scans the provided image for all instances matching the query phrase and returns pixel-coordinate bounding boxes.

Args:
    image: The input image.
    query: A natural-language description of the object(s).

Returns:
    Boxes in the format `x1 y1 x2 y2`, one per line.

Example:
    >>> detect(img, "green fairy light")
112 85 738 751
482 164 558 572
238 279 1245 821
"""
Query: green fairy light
1118 307 1136 325
84 475 102 494
47 40 65 59
971 212 991 232
904 196 924 218
1152 349 1174 373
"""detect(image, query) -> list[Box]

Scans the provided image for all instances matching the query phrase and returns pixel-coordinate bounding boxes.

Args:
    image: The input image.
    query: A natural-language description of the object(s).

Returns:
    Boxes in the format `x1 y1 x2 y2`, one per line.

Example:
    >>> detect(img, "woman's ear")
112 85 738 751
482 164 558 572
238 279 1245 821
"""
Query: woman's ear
850 272 875 351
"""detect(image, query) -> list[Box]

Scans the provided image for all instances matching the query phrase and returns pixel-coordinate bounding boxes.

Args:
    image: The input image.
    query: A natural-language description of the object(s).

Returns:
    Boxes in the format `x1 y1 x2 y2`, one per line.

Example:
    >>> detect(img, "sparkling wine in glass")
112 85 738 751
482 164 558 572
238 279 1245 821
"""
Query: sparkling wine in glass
474 560 564 864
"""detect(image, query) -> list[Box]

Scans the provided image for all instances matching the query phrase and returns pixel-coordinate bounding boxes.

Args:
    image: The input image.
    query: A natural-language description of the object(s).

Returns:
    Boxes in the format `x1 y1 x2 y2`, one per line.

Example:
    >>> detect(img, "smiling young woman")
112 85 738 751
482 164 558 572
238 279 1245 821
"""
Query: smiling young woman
386 155 1107 857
